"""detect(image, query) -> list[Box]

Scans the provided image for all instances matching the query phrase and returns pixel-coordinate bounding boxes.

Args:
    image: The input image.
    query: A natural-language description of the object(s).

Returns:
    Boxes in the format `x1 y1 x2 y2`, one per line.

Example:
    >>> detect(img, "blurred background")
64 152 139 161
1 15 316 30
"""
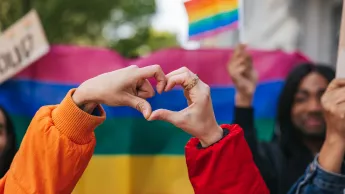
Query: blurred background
1 0 342 64
0 0 342 193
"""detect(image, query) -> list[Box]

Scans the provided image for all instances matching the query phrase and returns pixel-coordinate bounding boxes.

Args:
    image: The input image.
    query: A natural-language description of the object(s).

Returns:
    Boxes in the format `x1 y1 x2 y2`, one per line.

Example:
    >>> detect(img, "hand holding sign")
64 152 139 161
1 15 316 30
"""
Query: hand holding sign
318 5 345 176
228 44 257 107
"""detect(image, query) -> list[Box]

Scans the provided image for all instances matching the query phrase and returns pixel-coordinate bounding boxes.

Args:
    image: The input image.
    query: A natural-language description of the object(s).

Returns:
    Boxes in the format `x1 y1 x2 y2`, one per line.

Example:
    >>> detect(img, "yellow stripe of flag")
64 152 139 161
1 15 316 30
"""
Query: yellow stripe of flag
73 155 194 194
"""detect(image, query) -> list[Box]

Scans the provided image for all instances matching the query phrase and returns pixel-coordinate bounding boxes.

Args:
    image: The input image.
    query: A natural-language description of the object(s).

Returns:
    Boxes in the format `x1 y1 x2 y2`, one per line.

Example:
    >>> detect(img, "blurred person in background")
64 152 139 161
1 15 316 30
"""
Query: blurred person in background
228 44 335 194
0 106 16 178
288 78 345 193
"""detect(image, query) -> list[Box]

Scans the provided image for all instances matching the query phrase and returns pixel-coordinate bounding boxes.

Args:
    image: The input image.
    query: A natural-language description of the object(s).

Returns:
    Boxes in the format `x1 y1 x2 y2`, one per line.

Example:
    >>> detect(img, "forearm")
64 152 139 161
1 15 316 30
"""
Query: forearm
235 93 253 108
186 124 269 194
233 93 256 142
232 105 259 160
0 89 105 194
319 133 345 174
289 133 345 194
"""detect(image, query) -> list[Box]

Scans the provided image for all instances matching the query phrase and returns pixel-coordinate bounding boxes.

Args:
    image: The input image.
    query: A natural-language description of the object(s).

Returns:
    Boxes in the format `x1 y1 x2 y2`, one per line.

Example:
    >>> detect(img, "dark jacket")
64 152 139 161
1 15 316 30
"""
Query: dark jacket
234 107 315 194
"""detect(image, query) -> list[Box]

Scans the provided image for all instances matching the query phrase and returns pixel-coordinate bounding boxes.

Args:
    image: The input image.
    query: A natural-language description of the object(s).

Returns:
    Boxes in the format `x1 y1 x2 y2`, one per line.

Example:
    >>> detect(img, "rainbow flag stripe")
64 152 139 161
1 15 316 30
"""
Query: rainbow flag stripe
1 45 309 193
185 0 239 40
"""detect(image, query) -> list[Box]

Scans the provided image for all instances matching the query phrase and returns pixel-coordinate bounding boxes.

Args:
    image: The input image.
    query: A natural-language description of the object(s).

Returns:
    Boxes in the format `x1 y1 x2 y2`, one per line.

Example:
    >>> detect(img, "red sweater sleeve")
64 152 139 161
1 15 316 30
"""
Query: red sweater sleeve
185 124 269 194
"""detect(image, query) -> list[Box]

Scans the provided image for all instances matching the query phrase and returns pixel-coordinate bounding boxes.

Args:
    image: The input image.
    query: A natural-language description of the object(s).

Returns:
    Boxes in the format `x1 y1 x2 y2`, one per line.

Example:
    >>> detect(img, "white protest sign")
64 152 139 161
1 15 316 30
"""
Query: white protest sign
336 2 345 78
0 10 49 84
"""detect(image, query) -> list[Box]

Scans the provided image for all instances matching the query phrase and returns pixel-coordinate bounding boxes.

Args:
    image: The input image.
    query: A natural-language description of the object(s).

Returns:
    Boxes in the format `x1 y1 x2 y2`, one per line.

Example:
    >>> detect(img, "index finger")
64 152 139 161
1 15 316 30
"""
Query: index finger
244 52 253 69
233 44 247 56
137 65 167 94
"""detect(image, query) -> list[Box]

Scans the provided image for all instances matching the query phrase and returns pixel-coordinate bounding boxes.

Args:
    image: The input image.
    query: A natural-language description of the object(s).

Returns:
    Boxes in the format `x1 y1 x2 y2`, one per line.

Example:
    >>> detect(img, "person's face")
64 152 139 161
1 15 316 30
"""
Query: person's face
0 111 8 155
291 72 328 136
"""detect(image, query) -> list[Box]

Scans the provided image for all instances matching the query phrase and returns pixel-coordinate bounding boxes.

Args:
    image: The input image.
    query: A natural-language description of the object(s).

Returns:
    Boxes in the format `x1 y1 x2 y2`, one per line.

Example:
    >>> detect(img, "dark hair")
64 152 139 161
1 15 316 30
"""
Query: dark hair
276 63 335 147
0 106 17 178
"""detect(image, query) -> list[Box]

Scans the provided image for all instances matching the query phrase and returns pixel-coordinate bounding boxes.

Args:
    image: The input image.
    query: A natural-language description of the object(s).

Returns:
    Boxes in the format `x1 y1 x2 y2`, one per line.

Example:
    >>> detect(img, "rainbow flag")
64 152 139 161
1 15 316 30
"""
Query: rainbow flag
185 0 239 40
0 45 308 194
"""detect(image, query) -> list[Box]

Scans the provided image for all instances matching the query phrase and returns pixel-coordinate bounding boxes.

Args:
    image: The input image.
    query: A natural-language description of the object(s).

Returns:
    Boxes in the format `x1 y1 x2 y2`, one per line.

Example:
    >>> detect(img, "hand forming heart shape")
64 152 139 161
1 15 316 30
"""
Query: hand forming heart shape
73 65 223 147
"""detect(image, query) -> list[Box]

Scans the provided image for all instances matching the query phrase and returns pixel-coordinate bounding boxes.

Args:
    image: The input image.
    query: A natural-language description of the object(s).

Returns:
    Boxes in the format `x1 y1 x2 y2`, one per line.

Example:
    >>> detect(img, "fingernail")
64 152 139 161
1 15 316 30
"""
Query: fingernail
148 115 156 121
143 109 149 118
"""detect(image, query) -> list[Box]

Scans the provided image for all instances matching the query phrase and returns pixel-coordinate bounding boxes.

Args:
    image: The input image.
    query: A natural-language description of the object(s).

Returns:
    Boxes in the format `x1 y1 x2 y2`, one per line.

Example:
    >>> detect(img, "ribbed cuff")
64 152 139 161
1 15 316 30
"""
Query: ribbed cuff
52 89 106 144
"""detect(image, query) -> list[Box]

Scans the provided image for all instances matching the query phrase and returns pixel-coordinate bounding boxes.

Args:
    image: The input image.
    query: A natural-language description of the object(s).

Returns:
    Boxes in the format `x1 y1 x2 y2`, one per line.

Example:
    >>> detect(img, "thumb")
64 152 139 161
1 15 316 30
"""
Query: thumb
127 95 152 119
148 109 182 125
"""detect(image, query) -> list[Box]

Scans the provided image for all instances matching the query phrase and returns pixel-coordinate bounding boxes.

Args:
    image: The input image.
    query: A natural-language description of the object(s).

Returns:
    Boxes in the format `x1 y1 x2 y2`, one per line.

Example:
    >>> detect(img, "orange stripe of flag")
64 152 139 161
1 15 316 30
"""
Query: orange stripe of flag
185 0 238 23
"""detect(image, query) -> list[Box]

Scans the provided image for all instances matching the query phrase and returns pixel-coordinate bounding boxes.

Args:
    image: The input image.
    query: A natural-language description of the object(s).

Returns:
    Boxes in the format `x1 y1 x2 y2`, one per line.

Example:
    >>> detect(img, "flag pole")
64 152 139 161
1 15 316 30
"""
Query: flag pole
336 2 345 78
238 0 245 44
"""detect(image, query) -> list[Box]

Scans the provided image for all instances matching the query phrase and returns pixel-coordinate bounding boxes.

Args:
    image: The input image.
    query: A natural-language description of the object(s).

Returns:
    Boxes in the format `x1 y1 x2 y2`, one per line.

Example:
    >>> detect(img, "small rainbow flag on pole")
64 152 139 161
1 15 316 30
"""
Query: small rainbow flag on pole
185 0 240 41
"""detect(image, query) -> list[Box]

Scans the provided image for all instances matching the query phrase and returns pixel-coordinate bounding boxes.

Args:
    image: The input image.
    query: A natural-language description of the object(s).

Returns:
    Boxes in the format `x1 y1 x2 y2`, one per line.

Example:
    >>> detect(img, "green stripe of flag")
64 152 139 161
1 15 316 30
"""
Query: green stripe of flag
12 116 275 155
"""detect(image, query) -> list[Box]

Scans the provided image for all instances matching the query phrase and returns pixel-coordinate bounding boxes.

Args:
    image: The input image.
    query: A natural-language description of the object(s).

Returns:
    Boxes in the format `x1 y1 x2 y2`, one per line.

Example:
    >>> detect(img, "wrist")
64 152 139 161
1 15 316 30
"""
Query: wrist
72 88 87 106
324 132 345 150
319 132 345 173
199 125 223 147
235 93 253 107
72 88 97 114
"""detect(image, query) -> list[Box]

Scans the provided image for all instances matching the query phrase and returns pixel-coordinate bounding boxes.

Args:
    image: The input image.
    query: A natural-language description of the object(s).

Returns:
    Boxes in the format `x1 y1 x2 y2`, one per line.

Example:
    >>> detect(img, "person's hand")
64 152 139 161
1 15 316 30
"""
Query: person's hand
319 78 345 173
321 78 345 140
227 44 257 107
148 67 223 147
72 65 167 119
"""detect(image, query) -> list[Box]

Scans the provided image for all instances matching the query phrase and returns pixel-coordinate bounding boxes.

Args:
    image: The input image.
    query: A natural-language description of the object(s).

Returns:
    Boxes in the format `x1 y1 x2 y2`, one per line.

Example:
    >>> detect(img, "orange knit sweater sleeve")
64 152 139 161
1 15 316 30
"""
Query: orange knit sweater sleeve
0 89 105 194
